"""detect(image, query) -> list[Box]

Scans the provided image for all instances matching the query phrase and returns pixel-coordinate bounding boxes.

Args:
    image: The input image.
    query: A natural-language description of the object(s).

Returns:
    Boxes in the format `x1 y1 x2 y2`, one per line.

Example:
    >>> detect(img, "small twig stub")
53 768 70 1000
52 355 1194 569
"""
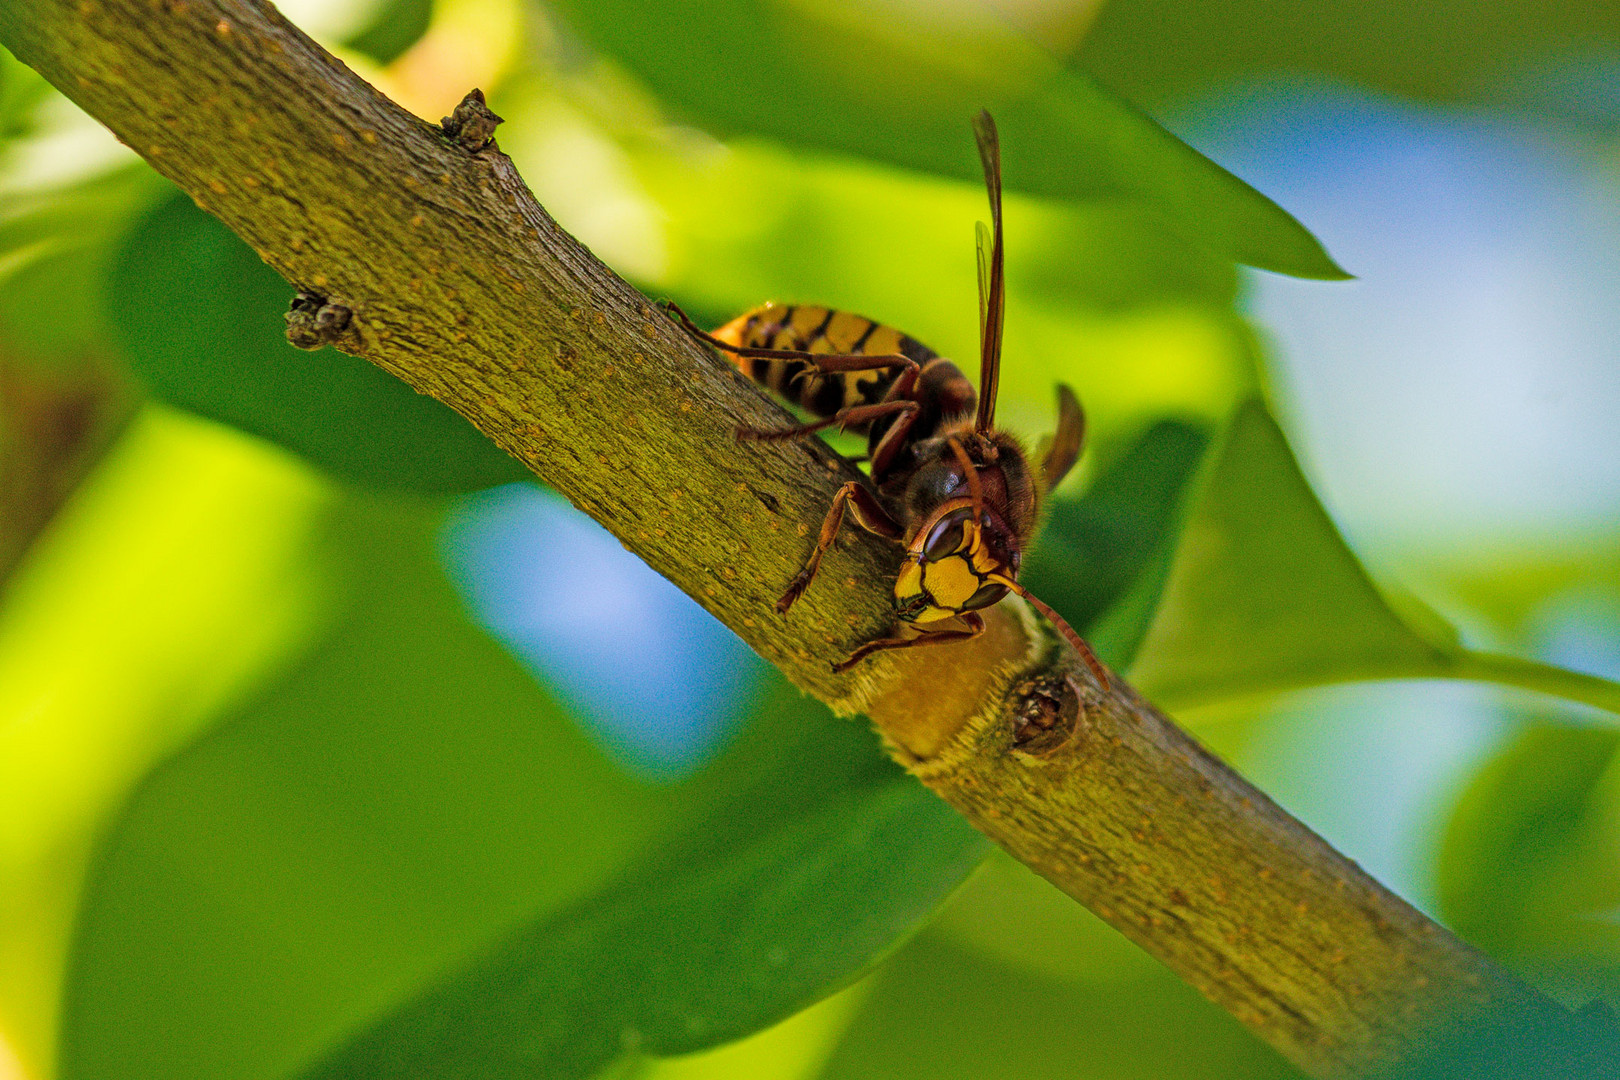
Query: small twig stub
440 88 503 152
285 291 352 350
1010 674 1082 756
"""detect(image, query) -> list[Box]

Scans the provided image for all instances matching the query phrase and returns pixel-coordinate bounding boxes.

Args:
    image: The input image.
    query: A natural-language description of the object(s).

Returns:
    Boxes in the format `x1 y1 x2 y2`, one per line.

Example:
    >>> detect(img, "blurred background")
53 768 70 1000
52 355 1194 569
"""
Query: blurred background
4 0 1620 1078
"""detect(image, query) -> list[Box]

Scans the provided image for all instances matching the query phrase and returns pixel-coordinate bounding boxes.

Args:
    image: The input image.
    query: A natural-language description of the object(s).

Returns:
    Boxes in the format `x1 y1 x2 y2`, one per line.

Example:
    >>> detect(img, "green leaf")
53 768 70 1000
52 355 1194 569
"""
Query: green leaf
306 742 986 1079
1448 651 1620 717
1023 418 1211 666
929 848 1164 985
626 980 871 1080
1126 399 1620 717
552 0 1345 279
1427 718 1620 1074
61 492 988 1080
815 932 1303 1079
1388 999 1620 1080
1076 0 1620 110
109 191 531 492
0 165 165 368
297 669 988 1078
0 407 336 1077
0 43 52 141
344 0 433 65
59 494 661 1080
1128 398 1447 703
1437 723 1620 967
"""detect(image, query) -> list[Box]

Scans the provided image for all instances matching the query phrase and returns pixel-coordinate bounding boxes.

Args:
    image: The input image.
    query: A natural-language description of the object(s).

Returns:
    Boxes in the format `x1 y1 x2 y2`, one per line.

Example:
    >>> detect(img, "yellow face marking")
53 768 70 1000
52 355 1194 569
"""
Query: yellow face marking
895 558 924 601
911 604 958 625
922 555 982 610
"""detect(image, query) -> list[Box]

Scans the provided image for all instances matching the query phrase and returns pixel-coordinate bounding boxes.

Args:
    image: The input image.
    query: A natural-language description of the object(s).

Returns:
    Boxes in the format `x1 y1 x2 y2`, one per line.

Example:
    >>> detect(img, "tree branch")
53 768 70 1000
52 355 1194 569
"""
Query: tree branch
0 3 1558 1076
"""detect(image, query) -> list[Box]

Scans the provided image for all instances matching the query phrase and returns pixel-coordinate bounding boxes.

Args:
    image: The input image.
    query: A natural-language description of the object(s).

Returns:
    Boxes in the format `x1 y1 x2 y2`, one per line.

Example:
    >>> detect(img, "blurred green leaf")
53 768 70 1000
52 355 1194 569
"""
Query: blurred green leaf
1127 399 1620 717
1015 201 1241 311
0 164 159 584
1449 652 1620 718
0 406 335 1078
344 0 433 65
60 492 664 1080
816 932 1303 1079
552 0 1345 279
0 44 51 141
1386 999 1620 1080
930 848 1163 985
304 704 988 1079
1128 398 1448 703
627 980 870 1080
1024 417 1210 667
1077 0 1620 109
1437 724 1620 970
0 165 164 368
110 191 532 491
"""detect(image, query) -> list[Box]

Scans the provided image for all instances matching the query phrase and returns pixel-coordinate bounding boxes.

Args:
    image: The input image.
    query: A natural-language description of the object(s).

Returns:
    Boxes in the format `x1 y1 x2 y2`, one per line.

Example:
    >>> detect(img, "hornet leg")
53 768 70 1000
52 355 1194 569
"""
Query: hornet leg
737 399 918 444
832 613 986 674
777 481 902 613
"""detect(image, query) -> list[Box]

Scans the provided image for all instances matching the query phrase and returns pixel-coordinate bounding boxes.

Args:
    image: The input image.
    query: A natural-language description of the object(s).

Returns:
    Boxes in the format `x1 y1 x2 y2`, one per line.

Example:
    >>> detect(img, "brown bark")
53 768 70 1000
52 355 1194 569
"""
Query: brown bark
0 2 1558 1075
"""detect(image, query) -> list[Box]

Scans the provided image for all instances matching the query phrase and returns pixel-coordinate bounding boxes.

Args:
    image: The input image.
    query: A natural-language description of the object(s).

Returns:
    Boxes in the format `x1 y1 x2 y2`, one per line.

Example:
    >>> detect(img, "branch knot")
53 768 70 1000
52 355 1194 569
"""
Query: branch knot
1011 674 1082 756
441 88 503 152
285 291 353 350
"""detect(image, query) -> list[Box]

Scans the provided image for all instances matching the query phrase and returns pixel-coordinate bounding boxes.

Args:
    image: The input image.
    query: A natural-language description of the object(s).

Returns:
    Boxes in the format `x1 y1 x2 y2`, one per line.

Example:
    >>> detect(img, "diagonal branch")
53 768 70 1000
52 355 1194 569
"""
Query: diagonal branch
0 2 1562 1076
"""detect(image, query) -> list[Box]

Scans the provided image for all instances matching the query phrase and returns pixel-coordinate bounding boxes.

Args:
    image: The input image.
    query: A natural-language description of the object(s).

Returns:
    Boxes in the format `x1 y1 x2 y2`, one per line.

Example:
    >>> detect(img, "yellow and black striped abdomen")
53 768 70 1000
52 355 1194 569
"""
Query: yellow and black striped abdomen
711 302 939 420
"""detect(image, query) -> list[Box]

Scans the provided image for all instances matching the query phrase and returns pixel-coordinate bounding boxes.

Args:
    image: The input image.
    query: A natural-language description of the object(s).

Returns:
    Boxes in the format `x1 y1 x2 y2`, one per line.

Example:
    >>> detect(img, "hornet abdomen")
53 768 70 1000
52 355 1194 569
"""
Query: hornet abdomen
711 301 976 455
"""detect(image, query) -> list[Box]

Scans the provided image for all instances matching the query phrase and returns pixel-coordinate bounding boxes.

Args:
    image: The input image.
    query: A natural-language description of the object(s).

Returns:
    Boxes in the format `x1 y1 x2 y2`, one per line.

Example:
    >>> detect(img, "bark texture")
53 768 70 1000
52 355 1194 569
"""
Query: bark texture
0 2 1558 1076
